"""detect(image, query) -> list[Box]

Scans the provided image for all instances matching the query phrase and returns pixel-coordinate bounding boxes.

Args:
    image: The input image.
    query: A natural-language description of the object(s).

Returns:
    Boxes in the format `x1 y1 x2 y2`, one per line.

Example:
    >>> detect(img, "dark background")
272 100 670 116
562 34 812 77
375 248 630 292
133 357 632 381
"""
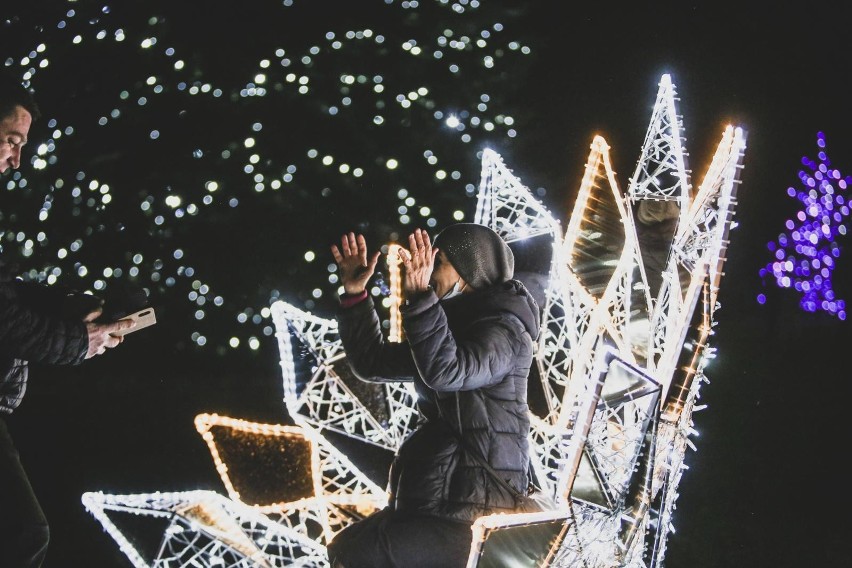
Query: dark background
2 1 850 566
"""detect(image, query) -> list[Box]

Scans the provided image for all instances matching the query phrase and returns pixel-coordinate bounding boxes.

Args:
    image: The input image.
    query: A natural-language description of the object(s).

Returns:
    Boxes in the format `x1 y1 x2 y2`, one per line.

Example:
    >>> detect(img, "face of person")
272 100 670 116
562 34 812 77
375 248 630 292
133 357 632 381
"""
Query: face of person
0 105 32 174
430 250 466 299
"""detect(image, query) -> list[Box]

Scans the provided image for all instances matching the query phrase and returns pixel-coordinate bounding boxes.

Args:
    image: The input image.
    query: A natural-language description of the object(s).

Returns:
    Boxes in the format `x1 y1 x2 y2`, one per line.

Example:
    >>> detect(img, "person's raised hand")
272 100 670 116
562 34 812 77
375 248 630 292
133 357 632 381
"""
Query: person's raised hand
331 232 381 295
83 308 135 359
400 228 437 295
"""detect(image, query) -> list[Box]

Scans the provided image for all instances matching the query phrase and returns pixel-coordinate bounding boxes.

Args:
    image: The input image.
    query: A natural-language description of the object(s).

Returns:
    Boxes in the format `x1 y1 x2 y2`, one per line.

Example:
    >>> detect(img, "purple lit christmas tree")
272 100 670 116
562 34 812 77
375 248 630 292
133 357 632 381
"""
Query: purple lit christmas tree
759 132 849 319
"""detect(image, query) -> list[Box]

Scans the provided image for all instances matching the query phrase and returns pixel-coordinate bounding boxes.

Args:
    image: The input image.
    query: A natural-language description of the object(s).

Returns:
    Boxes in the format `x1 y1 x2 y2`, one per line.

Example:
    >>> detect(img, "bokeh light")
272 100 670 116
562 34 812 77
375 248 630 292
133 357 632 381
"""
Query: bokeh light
1 0 536 355
760 132 849 319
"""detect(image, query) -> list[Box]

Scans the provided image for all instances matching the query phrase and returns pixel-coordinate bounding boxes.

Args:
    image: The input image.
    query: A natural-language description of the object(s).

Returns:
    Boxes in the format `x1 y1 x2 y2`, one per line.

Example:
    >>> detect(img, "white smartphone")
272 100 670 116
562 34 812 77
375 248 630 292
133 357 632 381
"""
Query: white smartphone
111 307 157 336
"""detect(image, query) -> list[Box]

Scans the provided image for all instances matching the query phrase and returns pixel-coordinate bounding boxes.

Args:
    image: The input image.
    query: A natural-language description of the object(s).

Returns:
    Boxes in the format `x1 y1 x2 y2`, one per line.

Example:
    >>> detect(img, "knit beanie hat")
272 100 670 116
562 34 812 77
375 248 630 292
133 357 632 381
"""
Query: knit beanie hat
433 223 514 289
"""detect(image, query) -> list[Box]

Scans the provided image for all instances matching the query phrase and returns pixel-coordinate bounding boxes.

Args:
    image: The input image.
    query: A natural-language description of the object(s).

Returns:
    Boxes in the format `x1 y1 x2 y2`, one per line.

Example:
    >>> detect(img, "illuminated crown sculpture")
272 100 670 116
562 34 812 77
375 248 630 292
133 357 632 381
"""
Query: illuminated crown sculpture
472 73 744 566
84 73 745 567
271 73 746 567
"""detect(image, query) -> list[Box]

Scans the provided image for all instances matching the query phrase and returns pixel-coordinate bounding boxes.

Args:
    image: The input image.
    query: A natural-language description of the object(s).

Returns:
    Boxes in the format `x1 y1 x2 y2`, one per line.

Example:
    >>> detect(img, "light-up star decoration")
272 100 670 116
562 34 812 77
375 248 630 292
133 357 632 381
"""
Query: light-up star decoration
83 414 387 568
759 132 849 319
193 414 387 542
84 73 745 567
81 489 328 568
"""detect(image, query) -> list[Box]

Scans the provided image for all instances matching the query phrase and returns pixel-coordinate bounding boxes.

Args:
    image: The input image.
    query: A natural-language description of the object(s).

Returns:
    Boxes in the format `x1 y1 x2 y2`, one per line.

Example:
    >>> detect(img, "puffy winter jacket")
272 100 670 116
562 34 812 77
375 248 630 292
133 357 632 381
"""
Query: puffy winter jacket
0 278 90 414
337 279 540 522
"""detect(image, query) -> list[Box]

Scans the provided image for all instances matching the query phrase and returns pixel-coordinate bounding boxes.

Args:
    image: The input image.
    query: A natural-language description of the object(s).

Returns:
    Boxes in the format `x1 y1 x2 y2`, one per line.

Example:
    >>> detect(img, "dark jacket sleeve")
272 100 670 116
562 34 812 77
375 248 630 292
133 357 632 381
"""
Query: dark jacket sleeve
401 290 525 392
337 295 416 382
0 285 89 366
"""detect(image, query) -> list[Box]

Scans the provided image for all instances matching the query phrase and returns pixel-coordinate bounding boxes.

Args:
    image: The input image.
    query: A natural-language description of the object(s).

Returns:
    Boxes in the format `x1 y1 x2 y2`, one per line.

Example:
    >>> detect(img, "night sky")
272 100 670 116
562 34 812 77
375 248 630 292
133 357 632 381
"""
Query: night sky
2 1 850 566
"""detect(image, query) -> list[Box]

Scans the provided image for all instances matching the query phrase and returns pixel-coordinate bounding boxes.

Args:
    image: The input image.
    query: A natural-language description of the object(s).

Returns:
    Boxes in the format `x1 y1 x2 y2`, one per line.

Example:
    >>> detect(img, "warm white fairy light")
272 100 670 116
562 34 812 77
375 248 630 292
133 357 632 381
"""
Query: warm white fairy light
82 489 327 567
194 414 319 509
271 300 419 452
387 243 405 342
84 412 388 566
193 413 387 546
465 508 574 568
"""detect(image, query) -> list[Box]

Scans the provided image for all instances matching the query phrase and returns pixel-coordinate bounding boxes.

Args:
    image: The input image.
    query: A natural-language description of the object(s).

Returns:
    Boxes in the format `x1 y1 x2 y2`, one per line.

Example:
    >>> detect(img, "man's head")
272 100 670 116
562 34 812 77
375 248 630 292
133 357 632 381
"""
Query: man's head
0 72 40 174
431 223 514 298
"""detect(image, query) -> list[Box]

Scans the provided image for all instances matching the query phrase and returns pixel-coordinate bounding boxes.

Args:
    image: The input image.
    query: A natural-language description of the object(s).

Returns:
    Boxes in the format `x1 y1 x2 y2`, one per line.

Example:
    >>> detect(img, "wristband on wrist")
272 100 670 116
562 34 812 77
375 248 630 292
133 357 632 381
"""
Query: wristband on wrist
339 289 368 308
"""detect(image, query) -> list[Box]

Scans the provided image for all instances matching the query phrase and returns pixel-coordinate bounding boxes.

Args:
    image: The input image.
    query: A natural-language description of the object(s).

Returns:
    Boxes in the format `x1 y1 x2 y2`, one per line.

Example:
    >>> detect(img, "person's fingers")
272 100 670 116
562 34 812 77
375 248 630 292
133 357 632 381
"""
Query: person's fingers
83 308 102 323
416 229 431 261
414 228 426 251
356 234 368 266
347 232 358 257
398 247 412 264
331 244 343 264
103 319 136 335
405 240 420 271
340 234 352 257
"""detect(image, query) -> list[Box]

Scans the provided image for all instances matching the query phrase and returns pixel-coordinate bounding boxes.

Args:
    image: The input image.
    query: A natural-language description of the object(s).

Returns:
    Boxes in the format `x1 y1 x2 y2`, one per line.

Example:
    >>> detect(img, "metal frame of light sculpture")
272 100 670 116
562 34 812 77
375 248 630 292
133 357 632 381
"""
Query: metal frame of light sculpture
465 508 576 568
573 356 661 512
565 350 662 567
271 299 418 452
477 139 653 511
464 345 662 568
628 75 691 209
474 148 575 423
194 413 387 545
645 281 713 565
82 489 327 568
474 74 744 566
646 123 745 393
550 133 653 428
641 121 744 566
473 145 665 561
473 147 601 516
475 148 564 244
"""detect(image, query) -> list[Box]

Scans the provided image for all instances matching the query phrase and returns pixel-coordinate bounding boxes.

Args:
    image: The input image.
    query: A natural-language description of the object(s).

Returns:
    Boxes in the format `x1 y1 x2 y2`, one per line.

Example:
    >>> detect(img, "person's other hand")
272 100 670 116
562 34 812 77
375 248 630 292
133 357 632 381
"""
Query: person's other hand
83 309 135 358
331 232 380 295
400 228 436 295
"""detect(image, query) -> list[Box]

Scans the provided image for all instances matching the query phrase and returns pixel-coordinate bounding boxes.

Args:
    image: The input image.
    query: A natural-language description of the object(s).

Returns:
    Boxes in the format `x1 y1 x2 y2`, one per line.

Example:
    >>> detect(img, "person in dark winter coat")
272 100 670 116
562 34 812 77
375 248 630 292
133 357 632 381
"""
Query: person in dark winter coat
327 224 540 568
0 71 135 568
